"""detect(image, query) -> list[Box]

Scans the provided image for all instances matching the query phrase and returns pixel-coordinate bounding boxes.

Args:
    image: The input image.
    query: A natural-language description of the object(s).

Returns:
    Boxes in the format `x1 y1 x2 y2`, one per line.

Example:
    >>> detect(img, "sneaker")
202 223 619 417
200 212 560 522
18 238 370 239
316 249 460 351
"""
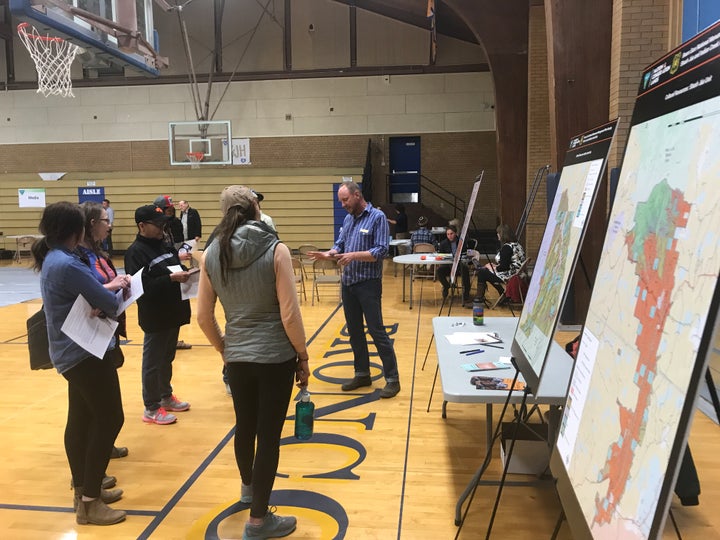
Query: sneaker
142 407 177 425
160 394 190 412
240 483 253 503
341 375 373 391
242 509 297 539
379 381 401 399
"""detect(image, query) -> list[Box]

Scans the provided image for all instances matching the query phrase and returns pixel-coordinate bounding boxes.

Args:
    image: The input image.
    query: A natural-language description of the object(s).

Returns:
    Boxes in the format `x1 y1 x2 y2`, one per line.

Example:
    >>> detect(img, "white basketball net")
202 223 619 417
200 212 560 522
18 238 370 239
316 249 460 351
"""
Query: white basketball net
17 22 81 98
186 152 204 169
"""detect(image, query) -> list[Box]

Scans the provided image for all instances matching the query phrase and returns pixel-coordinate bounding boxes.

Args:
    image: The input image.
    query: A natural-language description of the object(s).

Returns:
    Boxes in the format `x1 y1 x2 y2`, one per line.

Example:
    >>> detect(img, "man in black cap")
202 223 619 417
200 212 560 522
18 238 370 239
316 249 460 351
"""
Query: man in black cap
124 205 193 425
252 190 276 232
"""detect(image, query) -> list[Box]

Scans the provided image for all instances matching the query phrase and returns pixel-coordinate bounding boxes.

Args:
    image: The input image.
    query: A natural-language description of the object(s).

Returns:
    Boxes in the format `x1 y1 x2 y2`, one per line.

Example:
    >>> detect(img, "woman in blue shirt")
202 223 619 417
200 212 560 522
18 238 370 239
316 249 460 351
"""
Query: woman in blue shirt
32 202 128 526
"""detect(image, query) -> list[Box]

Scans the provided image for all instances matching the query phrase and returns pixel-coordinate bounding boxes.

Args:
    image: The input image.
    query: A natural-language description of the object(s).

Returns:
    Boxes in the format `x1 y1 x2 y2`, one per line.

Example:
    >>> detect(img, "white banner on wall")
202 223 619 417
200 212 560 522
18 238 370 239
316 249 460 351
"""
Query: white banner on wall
19 188 46 208
231 138 251 165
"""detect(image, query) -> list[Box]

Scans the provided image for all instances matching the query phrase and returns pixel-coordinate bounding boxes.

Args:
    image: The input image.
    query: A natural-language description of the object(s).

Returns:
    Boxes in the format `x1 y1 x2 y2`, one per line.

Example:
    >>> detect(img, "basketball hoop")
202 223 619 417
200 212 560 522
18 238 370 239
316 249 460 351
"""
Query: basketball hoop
186 151 205 169
17 22 81 98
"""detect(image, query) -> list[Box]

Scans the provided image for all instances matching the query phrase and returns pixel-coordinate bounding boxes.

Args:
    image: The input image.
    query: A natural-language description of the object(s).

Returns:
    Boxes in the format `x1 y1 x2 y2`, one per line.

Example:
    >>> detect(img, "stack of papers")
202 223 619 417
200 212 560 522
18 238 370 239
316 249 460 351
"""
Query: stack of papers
445 332 502 346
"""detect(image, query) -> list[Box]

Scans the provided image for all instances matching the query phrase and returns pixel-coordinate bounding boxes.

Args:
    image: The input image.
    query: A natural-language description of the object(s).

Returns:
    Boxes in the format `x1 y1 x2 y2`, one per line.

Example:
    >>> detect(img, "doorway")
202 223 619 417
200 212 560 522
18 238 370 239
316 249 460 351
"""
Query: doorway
389 136 421 203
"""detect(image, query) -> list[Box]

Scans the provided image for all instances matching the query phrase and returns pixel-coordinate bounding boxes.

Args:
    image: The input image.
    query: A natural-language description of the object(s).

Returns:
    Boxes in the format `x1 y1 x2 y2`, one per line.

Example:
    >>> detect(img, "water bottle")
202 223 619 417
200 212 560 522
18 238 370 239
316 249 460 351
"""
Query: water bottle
294 389 315 440
473 297 484 326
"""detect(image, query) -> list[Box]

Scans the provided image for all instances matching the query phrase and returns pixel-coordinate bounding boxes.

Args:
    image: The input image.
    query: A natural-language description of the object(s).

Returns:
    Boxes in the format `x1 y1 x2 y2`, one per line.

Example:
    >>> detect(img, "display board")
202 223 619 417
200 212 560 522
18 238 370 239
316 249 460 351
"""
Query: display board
552 21 720 540
512 120 618 392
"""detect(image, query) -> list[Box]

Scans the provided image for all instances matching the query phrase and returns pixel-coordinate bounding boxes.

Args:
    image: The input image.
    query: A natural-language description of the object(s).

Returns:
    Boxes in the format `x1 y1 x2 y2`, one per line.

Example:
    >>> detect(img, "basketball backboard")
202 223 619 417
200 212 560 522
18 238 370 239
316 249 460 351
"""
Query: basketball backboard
169 121 233 166
10 0 165 76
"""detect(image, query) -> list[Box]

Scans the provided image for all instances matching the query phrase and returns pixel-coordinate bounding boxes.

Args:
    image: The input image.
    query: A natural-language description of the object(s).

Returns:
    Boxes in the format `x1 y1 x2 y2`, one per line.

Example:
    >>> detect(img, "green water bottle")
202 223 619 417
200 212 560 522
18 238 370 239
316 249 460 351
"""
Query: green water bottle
295 389 314 440
473 297 484 326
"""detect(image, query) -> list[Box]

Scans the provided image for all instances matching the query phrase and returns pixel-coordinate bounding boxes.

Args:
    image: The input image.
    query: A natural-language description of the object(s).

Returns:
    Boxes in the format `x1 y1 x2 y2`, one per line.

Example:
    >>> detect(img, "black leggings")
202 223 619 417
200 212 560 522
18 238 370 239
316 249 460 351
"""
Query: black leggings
62 354 124 498
227 358 296 518
475 266 504 295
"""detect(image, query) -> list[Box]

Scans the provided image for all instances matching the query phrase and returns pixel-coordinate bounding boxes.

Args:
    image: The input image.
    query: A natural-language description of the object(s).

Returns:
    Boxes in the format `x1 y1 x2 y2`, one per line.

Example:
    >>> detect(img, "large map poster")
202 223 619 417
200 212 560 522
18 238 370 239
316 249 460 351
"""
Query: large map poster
554 22 720 540
513 121 617 391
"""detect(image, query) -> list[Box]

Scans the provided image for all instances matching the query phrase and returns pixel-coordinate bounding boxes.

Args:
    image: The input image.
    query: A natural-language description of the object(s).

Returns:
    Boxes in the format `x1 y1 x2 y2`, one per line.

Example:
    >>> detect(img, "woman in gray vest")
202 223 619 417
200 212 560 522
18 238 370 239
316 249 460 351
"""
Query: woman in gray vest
197 185 310 540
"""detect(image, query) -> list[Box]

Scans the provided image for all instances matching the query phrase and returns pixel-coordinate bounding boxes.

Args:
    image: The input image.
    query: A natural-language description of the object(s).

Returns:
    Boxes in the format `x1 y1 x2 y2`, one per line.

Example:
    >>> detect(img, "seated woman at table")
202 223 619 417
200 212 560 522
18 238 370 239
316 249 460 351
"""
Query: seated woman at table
468 223 526 304
436 225 471 304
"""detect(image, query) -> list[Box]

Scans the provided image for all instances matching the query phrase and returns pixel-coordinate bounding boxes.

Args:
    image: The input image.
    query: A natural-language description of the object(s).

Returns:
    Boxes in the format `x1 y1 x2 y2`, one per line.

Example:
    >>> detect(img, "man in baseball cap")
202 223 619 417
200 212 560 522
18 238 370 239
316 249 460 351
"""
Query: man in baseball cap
124 204 193 425
153 195 173 210
135 204 170 225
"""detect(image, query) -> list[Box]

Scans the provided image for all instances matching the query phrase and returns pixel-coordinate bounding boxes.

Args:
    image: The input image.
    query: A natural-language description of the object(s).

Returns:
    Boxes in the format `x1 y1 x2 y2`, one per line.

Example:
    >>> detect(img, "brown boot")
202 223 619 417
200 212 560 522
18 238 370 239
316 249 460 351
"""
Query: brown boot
76 497 126 525
73 487 124 511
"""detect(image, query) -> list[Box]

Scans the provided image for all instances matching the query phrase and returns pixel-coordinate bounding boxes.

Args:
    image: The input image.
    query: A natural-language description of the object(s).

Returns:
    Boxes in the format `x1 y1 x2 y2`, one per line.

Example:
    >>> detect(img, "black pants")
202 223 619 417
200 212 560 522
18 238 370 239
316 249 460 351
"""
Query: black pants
437 263 471 300
62 354 124 498
475 266 504 298
227 358 296 518
674 445 700 501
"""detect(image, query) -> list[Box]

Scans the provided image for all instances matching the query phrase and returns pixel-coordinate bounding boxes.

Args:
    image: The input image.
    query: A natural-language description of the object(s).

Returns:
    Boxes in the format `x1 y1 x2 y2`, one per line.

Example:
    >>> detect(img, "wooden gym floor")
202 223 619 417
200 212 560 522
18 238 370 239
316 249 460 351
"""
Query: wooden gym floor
0 259 718 539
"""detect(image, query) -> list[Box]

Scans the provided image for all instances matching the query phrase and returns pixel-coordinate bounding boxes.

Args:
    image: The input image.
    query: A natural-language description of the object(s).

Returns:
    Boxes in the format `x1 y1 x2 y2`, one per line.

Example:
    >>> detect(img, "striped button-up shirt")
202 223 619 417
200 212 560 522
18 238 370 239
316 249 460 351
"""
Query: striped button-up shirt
333 202 389 286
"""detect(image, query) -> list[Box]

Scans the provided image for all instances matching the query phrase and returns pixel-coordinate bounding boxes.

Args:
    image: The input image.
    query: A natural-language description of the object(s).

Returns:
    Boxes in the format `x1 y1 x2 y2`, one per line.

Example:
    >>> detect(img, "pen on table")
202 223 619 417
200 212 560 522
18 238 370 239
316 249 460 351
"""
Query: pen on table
460 349 484 354
465 350 484 356
482 343 504 349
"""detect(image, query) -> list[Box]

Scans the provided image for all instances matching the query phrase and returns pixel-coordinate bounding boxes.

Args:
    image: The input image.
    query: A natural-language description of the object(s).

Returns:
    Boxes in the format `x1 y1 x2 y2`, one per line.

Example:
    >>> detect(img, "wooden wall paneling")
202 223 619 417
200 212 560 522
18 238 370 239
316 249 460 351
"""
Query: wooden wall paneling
0 170 360 253
444 0 529 232
545 0 612 324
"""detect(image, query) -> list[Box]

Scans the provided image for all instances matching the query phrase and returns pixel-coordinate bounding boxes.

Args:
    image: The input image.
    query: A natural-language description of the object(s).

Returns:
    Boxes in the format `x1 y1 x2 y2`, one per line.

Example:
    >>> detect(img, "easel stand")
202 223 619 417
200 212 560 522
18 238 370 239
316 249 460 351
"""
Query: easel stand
455 362 559 539
454 366 524 536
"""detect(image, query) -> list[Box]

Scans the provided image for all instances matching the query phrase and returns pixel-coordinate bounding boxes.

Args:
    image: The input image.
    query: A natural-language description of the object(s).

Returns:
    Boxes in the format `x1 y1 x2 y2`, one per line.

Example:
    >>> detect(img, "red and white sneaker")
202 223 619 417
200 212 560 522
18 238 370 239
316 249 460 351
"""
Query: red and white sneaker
142 407 177 425
160 394 190 412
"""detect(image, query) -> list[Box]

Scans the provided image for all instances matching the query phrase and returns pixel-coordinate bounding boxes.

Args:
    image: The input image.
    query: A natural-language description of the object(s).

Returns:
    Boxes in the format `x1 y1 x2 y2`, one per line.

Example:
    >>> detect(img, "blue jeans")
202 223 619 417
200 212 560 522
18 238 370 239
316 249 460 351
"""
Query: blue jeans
142 327 180 410
342 278 399 382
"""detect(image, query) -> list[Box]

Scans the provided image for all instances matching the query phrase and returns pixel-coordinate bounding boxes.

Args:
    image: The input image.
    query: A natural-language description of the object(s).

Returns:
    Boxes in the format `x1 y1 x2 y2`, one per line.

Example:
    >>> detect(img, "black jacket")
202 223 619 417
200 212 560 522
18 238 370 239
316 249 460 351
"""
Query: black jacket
183 207 202 240
438 237 466 256
124 234 191 332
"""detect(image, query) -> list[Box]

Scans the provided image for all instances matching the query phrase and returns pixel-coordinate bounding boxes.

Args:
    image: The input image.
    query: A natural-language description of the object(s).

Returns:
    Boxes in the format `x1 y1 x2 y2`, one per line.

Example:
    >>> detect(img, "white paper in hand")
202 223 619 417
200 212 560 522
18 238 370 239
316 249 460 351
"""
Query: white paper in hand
117 268 144 314
61 295 118 359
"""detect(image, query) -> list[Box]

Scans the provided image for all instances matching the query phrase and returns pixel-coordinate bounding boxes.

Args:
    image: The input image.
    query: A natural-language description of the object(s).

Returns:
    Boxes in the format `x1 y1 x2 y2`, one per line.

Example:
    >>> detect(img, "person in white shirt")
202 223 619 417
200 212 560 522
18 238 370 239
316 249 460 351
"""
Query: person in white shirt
251 190 276 231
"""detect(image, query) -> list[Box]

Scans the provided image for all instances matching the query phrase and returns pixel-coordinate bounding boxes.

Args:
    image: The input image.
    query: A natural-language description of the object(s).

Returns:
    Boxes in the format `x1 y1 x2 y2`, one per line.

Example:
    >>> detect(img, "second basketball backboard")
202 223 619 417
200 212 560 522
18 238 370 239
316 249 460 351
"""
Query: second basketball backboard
169 121 233 166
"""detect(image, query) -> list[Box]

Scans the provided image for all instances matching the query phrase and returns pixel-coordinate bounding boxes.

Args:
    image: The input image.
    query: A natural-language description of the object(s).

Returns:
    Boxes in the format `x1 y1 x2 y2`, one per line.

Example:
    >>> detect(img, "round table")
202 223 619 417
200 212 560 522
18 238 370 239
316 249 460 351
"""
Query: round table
392 253 454 309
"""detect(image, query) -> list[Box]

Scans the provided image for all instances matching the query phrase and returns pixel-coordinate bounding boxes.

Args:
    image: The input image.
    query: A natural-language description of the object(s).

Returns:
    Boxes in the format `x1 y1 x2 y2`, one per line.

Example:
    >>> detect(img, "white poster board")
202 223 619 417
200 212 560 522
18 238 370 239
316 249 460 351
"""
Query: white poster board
18 188 46 208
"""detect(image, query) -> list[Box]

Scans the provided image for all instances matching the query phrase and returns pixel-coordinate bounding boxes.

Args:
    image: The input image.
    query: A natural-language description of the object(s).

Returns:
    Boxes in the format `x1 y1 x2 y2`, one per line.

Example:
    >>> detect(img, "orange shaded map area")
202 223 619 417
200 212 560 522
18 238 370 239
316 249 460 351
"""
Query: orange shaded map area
592 182 690 526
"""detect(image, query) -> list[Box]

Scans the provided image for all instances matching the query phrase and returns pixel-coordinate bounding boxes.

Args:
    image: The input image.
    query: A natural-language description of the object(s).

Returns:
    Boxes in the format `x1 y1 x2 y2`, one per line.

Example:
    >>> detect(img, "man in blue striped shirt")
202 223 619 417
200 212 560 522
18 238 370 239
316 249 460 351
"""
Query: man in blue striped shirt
309 182 400 398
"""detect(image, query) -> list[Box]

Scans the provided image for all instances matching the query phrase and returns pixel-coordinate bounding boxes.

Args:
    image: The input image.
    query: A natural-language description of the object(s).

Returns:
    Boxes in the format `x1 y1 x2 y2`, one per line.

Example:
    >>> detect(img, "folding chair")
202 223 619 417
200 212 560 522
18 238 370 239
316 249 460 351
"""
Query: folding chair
412 242 436 281
312 258 341 305
14 235 36 264
297 244 319 280
291 256 306 302
492 257 532 311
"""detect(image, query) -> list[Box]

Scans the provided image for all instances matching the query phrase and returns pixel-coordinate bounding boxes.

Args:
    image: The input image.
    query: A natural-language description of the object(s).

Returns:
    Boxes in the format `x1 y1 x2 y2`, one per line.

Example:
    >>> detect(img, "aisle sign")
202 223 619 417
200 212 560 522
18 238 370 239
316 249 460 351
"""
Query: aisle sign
78 187 105 203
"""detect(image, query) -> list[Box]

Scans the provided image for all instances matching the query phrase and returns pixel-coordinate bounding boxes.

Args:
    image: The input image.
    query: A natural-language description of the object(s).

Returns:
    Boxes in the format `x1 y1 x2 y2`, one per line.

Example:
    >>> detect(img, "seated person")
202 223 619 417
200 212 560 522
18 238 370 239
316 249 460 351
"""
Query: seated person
468 223 526 303
436 225 471 303
410 216 436 250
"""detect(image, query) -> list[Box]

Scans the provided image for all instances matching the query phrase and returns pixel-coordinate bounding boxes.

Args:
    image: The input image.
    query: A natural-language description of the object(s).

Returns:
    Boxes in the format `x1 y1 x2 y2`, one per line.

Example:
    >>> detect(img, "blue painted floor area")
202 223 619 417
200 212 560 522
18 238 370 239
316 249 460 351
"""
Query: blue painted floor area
0 267 41 307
